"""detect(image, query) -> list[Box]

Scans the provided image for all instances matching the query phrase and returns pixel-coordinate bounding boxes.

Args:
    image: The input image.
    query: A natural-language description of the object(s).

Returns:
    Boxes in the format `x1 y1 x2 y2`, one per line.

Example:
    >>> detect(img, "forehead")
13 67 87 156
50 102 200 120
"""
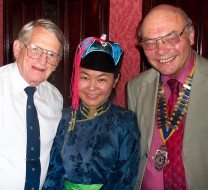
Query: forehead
141 7 186 38
79 67 113 77
26 26 61 52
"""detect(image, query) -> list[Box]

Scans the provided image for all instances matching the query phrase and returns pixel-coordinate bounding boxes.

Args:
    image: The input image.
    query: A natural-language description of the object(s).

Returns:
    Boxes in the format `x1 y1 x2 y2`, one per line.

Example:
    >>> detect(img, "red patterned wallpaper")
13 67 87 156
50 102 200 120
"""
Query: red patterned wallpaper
110 0 142 108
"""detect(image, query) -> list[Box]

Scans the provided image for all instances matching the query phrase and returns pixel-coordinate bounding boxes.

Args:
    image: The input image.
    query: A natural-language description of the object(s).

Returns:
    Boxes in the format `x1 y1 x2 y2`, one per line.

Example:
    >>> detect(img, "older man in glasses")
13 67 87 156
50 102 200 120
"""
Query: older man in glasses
127 4 208 190
0 19 65 189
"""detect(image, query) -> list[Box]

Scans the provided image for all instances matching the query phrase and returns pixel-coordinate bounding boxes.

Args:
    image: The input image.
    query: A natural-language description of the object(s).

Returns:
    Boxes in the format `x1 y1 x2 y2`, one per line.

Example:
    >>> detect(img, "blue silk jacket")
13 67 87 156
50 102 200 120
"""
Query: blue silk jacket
43 100 140 190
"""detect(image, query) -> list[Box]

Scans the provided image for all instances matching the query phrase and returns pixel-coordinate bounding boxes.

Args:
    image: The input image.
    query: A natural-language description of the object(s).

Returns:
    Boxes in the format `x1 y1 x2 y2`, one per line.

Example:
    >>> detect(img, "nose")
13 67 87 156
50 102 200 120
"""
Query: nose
155 40 170 55
37 52 47 65
88 80 97 91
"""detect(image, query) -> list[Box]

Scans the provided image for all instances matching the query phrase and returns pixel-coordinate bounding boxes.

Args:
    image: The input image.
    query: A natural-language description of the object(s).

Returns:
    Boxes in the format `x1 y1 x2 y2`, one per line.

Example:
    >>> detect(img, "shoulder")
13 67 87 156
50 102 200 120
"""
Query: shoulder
37 81 63 111
0 63 13 77
55 107 73 135
196 53 208 64
127 68 159 99
61 107 74 121
110 104 137 123
38 81 63 103
109 104 139 138
0 63 17 90
40 81 62 97
195 54 208 75
111 103 135 114
128 68 158 87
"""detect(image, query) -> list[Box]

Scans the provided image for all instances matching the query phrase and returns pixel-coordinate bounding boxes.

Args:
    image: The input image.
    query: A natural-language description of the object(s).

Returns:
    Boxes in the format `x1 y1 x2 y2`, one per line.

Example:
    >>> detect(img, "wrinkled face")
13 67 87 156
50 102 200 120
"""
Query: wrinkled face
13 26 61 86
78 68 118 111
141 6 195 77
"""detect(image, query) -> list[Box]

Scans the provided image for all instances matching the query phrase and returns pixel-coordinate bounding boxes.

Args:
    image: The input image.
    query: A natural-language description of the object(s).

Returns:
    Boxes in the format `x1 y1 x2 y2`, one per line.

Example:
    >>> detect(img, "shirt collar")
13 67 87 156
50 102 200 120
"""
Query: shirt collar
11 62 43 97
11 62 29 94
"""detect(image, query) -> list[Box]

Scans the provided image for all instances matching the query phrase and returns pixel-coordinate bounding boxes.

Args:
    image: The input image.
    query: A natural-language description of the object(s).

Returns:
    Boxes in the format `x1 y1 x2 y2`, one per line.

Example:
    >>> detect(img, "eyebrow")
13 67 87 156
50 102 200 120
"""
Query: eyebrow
142 29 178 41
25 43 59 54
80 71 111 77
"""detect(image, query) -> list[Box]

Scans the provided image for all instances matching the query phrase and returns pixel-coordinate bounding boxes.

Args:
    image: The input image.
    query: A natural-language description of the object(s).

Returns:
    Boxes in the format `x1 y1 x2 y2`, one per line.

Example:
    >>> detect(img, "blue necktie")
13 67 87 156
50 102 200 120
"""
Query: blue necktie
24 86 41 190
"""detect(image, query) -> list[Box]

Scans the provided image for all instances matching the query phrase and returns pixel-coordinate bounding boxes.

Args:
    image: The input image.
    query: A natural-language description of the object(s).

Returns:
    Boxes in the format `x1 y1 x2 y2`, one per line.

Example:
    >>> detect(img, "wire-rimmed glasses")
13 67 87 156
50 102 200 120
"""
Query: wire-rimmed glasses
140 25 189 51
22 42 60 66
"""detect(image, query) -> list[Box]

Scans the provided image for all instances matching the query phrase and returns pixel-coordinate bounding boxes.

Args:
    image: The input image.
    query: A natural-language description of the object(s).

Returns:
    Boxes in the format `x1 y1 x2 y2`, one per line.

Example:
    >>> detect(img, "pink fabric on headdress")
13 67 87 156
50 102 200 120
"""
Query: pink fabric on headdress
70 37 104 110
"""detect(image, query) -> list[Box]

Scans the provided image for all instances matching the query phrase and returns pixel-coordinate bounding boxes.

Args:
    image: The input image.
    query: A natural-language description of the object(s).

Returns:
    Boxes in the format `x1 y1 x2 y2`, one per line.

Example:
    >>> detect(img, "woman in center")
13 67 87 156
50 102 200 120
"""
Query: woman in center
43 36 140 190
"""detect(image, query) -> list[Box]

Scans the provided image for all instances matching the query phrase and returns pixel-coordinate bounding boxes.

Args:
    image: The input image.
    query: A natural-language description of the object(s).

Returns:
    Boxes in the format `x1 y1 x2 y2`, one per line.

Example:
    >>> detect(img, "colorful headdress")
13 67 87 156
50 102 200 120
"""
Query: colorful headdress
71 36 124 110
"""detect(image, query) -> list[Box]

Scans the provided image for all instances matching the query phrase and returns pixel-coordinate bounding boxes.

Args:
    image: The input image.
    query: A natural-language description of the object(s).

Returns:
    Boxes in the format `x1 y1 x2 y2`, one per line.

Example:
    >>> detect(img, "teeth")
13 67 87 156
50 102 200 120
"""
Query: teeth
160 57 175 63
88 94 98 98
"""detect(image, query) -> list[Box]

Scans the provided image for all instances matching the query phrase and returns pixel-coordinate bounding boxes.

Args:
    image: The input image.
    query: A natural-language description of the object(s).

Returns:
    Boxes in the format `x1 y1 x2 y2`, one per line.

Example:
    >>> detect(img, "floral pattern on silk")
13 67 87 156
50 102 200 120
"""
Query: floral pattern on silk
43 100 140 190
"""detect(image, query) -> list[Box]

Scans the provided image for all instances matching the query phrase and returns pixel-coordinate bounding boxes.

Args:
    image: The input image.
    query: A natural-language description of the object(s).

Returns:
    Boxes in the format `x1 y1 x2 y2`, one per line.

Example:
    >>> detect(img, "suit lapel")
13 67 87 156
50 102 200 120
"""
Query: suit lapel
141 72 159 149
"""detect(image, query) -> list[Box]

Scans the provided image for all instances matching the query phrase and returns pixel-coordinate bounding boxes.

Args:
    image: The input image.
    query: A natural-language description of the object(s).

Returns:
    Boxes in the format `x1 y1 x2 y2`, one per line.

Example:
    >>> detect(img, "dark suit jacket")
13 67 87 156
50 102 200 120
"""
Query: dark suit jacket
127 53 208 190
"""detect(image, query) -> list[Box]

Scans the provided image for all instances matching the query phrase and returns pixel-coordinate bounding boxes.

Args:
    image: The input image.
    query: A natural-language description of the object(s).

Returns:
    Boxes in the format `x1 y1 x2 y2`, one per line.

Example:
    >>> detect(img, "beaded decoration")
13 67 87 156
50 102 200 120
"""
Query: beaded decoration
156 59 195 142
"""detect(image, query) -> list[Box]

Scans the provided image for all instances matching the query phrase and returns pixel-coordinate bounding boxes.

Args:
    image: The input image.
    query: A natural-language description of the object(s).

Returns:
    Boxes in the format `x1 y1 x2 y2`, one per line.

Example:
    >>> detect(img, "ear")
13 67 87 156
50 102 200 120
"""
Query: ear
113 73 120 88
13 40 21 59
188 26 195 45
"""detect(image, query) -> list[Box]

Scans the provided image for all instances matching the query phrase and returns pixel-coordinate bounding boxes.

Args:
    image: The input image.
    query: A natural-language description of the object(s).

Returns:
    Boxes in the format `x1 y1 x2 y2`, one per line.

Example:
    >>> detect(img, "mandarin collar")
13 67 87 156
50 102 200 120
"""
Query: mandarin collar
79 99 111 119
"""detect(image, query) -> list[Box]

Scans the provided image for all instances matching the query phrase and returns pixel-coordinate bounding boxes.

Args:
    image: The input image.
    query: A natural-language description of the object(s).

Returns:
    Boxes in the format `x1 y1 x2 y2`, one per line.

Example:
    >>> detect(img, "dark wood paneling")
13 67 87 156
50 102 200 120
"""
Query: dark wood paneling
3 0 109 106
141 0 208 71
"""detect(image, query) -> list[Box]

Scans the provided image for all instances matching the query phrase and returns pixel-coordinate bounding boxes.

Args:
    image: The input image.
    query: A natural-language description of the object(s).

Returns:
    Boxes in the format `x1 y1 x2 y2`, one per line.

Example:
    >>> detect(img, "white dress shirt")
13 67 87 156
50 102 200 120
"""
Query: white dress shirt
0 62 63 190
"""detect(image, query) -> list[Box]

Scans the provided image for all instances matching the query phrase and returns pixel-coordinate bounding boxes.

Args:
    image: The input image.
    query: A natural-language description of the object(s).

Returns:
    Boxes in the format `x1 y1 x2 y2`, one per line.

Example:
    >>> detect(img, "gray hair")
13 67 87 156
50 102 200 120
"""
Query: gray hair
17 19 65 59
138 6 193 40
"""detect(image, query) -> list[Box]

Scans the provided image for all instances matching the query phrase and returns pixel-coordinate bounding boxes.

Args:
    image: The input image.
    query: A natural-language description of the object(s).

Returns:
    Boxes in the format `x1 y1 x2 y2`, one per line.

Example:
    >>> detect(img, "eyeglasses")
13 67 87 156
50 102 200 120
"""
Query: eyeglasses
22 42 60 66
140 25 189 51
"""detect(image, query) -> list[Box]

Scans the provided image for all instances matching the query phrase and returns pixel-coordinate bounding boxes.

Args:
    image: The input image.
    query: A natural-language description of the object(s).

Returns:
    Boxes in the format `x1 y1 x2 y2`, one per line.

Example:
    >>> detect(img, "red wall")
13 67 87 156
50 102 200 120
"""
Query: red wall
110 0 142 108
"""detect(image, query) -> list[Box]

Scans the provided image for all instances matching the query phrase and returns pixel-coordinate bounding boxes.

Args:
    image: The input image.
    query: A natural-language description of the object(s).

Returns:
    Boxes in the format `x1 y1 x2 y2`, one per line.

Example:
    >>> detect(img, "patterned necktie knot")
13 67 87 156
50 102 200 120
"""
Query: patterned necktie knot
167 79 180 95
167 79 180 115
24 86 36 97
